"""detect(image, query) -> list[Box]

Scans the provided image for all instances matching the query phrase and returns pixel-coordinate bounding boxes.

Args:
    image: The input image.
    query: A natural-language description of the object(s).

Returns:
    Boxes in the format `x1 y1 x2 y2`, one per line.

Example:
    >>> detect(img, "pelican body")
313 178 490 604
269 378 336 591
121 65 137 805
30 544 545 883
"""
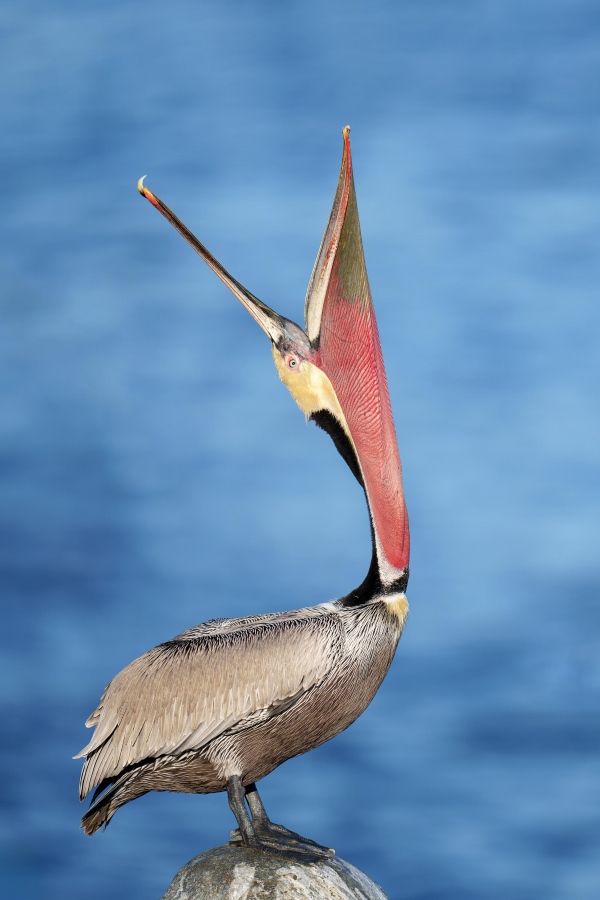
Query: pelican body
77 129 410 853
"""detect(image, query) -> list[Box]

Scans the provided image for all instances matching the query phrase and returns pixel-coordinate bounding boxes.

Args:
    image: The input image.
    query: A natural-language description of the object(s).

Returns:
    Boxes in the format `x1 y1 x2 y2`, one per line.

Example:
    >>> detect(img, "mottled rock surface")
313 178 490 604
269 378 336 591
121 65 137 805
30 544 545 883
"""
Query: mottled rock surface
161 843 388 899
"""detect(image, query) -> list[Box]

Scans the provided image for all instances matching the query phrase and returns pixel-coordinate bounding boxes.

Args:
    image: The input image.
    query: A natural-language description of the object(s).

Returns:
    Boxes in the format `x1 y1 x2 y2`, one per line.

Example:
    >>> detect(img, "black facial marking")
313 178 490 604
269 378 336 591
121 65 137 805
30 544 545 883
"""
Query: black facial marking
311 409 363 486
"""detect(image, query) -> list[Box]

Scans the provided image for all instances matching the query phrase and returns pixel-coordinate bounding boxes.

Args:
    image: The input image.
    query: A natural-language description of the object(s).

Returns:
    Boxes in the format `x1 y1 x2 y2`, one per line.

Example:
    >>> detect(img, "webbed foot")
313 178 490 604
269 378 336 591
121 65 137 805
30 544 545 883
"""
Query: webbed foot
229 826 333 859
227 776 334 860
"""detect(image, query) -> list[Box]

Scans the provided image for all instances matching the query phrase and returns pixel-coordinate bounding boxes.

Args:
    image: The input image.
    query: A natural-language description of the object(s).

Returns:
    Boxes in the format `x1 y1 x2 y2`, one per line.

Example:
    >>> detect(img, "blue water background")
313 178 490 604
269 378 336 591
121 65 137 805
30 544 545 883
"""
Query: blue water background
1 1 599 897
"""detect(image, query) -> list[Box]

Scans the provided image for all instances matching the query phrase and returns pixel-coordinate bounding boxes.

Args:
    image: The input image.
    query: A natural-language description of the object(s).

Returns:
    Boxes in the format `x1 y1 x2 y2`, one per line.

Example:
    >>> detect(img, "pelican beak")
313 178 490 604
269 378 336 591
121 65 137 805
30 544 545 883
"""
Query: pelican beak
137 128 409 589
137 177 286 345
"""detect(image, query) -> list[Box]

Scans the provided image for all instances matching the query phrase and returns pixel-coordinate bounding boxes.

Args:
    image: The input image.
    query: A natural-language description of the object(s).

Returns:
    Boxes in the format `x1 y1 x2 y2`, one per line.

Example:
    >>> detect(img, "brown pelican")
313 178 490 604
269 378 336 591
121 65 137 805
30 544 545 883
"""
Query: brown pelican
76 127 410 855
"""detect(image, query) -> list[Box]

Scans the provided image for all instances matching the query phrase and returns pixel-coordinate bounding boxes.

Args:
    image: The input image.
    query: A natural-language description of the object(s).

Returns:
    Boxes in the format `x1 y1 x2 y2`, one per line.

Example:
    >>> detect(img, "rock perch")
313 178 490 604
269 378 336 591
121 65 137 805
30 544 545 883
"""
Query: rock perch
160 844 389 899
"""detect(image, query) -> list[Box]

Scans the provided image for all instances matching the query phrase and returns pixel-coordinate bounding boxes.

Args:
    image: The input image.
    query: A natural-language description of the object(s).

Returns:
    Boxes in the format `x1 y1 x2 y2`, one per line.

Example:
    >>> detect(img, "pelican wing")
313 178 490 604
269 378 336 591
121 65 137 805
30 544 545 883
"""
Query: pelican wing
76 607 341 799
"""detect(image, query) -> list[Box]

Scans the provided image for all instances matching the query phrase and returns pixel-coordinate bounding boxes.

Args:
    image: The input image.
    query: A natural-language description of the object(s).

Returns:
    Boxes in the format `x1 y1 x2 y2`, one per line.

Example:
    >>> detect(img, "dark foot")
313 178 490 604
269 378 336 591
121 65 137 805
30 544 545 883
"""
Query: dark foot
229 830 333 859
257 819 332 852
240 781 334 857
229 823 334 858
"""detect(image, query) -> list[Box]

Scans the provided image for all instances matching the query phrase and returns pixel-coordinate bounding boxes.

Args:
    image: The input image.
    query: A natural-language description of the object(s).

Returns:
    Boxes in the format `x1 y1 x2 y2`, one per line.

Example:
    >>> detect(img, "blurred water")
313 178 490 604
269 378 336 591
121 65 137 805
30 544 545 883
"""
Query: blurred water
1 1 599 898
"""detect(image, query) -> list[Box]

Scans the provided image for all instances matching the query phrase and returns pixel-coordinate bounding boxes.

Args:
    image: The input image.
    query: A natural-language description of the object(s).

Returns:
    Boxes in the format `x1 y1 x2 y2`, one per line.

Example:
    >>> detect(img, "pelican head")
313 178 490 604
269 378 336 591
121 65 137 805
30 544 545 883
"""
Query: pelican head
138 128 409 595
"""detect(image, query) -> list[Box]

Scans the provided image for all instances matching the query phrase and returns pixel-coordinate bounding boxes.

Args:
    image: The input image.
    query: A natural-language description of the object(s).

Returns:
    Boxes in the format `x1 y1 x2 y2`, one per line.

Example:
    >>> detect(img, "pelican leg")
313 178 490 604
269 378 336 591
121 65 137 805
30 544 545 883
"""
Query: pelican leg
227 776 259 848
228 777 332 858
243 782 334 857
244 782 271 827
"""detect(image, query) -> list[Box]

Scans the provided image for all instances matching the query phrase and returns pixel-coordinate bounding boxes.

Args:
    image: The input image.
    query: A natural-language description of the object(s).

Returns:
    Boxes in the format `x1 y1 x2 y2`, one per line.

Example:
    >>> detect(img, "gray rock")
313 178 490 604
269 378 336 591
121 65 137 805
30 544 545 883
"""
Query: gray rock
161 843 388 899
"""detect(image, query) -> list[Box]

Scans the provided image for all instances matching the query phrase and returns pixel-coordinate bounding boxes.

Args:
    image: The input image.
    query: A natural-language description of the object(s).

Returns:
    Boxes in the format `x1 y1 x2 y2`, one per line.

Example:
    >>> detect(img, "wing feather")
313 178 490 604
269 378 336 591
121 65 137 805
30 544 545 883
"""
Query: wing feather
77 608 340 799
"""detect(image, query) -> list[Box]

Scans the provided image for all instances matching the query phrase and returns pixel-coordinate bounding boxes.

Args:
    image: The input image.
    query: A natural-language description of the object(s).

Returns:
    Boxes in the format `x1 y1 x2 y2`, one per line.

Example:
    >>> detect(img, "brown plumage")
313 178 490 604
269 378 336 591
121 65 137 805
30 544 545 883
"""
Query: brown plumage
78 128 410 852
78 599 407 835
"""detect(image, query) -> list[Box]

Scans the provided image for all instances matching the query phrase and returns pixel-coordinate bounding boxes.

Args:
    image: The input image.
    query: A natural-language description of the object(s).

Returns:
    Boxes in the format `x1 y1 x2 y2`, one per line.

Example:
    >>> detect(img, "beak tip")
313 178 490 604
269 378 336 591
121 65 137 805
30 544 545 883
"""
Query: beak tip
342 127 352 159
137 175 148 196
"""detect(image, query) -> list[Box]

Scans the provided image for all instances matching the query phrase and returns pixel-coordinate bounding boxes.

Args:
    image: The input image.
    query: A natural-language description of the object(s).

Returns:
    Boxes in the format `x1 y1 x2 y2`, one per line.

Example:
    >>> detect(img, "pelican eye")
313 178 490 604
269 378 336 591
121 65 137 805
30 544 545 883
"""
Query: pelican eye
285 353 300 369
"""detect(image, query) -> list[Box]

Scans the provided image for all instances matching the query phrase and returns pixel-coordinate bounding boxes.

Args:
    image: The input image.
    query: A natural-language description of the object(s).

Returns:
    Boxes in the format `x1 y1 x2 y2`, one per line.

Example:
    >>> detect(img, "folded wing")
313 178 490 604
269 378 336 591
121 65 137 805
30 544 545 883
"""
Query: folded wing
76 609 341 800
